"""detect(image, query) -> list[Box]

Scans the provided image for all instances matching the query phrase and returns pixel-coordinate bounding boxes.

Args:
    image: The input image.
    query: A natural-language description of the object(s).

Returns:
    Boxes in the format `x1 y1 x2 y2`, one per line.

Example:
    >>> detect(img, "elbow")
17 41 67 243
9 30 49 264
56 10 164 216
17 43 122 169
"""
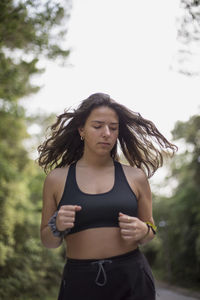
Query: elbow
41 239 60 249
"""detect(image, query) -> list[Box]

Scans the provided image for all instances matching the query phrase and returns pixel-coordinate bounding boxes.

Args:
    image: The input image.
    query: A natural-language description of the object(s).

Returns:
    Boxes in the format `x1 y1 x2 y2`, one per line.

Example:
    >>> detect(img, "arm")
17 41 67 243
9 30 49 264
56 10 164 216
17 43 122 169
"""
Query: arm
119 168 156 245
136 168 156 244
40 169 82 249
40 171 63 248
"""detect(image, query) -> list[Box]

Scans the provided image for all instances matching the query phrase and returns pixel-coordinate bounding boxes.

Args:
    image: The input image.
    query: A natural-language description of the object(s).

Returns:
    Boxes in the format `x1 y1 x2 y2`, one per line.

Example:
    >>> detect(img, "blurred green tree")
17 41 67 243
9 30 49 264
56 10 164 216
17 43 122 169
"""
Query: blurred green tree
0 0 70 299
152 114 200 288
0 0 70 102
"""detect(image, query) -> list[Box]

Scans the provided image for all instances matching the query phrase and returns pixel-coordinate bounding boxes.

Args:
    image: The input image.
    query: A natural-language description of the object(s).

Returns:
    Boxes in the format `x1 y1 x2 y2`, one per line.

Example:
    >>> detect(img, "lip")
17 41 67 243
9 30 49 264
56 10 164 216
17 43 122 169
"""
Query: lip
98 142 111 146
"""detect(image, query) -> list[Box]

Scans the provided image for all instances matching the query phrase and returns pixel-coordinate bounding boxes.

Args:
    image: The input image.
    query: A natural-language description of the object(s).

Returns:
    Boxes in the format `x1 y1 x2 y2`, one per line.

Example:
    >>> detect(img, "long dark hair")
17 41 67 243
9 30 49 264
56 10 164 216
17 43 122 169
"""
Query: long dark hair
37 93 177 177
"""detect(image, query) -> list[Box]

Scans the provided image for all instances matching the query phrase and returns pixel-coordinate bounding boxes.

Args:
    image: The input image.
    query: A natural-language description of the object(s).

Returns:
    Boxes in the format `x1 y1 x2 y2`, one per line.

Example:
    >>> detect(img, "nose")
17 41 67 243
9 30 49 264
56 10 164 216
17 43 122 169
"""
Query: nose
102 125 110 137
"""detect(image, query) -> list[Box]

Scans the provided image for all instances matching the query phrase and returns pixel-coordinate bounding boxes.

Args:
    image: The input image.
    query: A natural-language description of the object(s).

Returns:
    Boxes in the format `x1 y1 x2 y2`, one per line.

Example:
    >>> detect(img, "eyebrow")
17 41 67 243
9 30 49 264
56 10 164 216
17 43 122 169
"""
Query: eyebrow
91 120 119 125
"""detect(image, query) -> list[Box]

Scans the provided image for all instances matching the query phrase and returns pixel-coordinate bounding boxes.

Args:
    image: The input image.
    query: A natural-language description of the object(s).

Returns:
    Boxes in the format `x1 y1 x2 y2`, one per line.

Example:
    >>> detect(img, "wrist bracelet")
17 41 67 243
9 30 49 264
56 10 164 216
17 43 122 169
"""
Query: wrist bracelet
48 211 71 238
145 222 157 235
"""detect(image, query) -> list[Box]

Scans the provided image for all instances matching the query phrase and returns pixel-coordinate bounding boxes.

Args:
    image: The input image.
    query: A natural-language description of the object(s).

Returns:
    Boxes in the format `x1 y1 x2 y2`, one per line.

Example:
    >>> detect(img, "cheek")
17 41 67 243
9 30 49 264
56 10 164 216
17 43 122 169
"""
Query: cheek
110 134 118 145
113 130 119 139
85 128 99 140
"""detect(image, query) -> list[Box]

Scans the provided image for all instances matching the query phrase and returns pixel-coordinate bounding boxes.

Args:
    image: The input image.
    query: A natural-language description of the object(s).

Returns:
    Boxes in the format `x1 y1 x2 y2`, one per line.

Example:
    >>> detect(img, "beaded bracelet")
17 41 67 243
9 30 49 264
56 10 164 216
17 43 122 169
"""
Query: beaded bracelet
48 211 71 238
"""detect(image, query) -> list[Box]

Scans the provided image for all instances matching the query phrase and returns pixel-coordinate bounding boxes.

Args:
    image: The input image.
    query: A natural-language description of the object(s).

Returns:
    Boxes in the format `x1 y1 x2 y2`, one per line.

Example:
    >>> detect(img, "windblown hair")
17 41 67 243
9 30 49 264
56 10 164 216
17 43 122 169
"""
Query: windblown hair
37 93 177 177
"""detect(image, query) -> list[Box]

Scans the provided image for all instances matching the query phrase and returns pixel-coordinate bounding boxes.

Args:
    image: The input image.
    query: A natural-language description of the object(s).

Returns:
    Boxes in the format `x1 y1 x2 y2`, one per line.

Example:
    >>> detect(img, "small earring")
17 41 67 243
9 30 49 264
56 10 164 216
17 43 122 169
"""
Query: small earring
81 136 84 141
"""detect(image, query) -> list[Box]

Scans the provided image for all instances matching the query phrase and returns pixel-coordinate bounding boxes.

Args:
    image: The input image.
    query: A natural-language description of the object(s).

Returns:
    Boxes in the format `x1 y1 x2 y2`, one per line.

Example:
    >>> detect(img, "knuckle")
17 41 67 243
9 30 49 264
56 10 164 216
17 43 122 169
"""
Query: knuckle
68 217 74 223
57 213 62 220
65 223 72 229
66 211 74 217
63 205 74 211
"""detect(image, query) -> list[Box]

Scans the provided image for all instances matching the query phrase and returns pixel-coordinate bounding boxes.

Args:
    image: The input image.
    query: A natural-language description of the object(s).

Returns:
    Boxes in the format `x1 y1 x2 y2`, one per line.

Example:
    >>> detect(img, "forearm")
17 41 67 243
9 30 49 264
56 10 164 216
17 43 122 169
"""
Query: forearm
40 226 63 249
138 227 155 245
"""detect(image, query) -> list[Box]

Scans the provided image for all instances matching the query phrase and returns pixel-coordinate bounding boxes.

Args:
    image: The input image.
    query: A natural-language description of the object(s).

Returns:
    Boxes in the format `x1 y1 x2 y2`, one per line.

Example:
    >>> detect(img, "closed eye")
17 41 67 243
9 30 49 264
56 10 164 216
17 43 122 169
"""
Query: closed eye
110 127 118 131
93 126 118 130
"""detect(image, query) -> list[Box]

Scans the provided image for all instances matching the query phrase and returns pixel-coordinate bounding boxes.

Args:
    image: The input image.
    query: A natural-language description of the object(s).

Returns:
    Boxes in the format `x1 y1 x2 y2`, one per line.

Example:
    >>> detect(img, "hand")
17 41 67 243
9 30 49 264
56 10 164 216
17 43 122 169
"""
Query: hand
56 205 82 231
118 212 148 242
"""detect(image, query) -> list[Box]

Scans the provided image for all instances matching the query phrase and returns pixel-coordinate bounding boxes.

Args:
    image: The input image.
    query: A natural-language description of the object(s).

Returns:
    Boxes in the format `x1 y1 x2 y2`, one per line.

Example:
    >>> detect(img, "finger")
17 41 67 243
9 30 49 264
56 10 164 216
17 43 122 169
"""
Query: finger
119 212 137 220
119 222 133 229
59 209 75 216
119 212 125 217
65 211 76 217
120 229 132 236
56 218 75 231
119 212 130 218
74 205 82 211
64 222 74 229
60 205 82 211
121 235 135 240
118 217 131 223
63 216 75 223
58 210 75 220
118 216 138 225
118 213 132 223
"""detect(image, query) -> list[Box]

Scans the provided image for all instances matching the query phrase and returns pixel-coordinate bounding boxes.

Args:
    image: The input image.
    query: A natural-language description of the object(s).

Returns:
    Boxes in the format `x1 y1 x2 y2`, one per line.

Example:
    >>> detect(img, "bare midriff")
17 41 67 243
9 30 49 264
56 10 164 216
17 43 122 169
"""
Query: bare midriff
65 227 138 259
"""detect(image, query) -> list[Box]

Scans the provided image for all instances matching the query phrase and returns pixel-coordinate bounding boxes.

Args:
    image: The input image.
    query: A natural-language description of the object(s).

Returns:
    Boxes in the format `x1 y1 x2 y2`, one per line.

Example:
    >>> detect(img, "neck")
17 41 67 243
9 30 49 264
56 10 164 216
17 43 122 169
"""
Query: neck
78 153 113 168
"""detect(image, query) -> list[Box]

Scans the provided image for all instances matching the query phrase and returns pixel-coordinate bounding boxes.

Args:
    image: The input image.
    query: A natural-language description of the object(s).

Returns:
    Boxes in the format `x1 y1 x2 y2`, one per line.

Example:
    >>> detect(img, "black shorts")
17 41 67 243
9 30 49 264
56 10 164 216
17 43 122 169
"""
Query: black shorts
58 248 156 300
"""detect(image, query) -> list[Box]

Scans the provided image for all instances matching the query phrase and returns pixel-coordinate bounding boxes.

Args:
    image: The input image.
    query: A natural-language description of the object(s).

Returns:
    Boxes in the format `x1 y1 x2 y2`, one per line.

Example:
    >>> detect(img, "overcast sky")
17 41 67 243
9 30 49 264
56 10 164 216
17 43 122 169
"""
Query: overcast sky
23 0 200 142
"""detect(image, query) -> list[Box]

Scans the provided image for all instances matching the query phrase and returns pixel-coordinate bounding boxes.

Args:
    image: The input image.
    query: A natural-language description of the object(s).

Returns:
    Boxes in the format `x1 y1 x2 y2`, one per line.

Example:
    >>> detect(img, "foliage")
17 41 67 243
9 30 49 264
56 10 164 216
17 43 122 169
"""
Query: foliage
0 0 70 299
174 0 200 75
178 1 200 46
150 114 200 288
0 162 66 300
0 0 70 102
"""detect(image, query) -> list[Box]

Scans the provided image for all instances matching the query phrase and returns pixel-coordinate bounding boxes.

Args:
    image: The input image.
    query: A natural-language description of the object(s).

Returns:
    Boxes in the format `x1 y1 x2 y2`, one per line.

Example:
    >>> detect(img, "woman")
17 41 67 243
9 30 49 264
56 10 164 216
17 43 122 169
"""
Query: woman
38 93 177 300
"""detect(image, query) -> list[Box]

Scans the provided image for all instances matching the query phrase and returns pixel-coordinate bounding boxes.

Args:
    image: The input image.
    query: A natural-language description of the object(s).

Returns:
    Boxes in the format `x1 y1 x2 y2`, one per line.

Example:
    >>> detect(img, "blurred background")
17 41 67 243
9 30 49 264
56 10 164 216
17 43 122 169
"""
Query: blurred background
0 0 200 299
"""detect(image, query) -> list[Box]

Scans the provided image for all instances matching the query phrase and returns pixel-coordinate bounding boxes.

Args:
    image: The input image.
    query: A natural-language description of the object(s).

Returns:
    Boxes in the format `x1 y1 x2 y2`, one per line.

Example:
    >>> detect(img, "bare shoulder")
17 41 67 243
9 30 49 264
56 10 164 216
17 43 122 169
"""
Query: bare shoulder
121 163 149 199
121 163 147 183
42 166 70 208
44 166 70 195
45 166 69 184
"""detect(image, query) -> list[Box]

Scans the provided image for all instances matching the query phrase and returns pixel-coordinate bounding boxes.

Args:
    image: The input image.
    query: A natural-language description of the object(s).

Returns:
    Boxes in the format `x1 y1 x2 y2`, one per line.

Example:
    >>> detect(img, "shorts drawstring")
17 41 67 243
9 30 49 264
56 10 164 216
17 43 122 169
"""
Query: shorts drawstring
91 259 112 286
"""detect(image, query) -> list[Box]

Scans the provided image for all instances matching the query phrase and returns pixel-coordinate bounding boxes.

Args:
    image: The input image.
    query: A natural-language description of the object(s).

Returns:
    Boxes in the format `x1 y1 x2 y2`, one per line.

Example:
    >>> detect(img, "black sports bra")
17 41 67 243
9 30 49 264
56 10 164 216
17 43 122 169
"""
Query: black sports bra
57 161 138 235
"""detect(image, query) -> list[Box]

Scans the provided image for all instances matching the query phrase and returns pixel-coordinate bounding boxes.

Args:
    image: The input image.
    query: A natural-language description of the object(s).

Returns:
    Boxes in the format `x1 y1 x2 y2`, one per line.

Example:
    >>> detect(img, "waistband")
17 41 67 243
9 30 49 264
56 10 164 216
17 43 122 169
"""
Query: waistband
66 248 141 265
66 248 141 287
66 248 142 287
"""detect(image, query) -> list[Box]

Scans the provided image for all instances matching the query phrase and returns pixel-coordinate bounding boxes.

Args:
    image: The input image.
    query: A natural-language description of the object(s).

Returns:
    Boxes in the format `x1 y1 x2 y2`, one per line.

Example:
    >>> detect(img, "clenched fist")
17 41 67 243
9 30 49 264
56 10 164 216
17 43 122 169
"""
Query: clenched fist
56 205 82 232
118 212 148 242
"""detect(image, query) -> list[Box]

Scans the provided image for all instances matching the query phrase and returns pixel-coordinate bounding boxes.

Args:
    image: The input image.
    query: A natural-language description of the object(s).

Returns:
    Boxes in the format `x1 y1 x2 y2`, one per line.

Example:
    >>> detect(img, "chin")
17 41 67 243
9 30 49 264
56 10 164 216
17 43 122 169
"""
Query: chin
96 150 111 156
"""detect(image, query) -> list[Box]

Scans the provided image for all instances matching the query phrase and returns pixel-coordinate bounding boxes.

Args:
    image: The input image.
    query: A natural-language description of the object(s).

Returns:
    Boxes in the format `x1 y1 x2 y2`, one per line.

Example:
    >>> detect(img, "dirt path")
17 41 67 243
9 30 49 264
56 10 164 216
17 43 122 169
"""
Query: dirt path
156 282 200 300
156 287 199 300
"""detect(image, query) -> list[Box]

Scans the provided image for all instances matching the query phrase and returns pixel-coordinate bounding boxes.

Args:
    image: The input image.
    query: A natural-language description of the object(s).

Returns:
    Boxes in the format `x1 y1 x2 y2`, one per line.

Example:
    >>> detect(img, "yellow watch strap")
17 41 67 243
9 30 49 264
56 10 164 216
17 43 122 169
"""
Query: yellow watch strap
145 222 157 234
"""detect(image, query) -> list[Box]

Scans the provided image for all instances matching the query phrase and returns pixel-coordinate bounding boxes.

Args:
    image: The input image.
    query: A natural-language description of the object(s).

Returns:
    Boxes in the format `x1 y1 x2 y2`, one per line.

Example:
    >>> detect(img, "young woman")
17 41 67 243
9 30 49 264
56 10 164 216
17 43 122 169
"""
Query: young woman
38 93 177 300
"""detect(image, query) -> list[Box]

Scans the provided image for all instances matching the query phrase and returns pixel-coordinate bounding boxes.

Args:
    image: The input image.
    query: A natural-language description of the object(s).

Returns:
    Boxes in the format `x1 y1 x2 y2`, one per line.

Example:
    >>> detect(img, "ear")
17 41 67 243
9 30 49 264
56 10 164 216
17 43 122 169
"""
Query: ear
78 127 84 137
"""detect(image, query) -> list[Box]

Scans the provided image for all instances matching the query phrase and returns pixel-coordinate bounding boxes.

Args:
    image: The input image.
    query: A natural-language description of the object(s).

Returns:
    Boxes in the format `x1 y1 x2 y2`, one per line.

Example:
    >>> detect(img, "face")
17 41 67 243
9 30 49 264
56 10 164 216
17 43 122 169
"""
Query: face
79 106 119 156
